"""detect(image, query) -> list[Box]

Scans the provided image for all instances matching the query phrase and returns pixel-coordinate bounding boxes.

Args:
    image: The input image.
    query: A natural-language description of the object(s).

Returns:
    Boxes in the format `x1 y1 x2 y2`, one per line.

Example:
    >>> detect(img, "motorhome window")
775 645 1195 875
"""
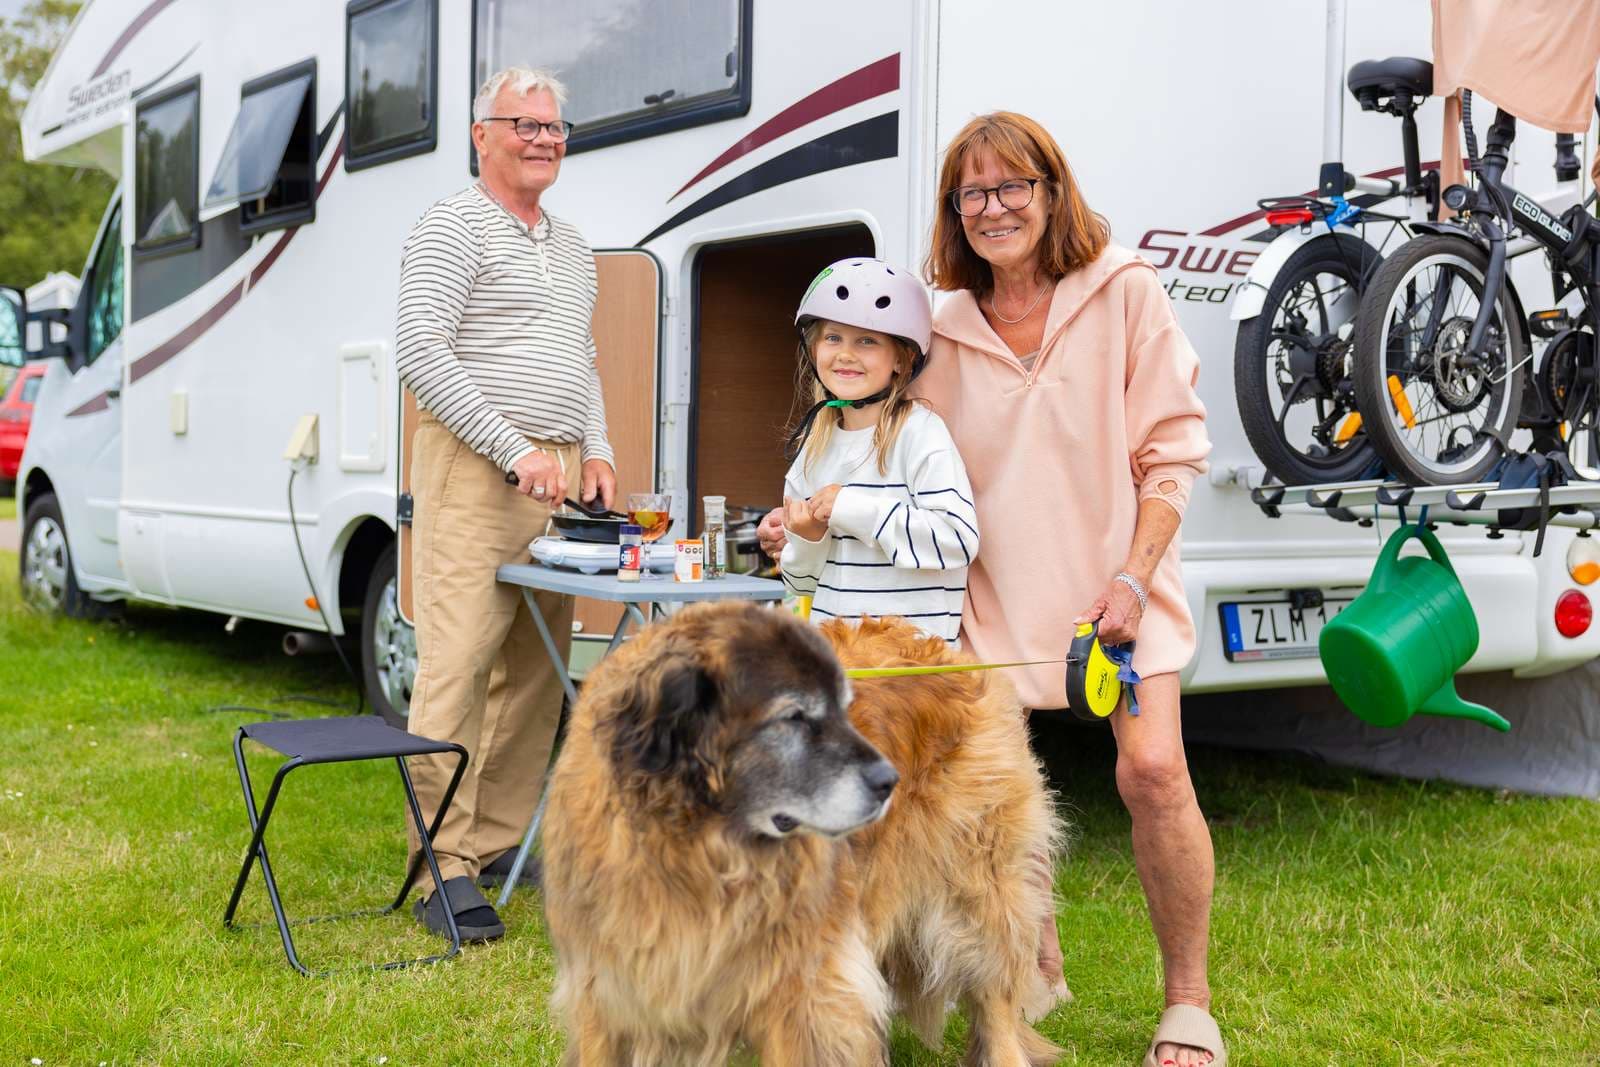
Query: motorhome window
473 0 749 153
205 61 316 234
134 80 200 255
86 202 125 366
346 0 437 169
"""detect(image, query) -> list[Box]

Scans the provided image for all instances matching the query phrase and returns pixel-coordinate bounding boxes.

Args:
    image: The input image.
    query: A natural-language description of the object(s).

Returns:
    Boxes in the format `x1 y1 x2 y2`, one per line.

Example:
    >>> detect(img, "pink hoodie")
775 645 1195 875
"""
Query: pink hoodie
916 245 1211 709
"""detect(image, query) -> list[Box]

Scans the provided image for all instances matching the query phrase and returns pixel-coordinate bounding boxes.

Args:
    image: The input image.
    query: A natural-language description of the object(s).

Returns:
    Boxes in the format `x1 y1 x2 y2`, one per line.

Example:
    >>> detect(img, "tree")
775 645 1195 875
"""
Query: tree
0 1 115 287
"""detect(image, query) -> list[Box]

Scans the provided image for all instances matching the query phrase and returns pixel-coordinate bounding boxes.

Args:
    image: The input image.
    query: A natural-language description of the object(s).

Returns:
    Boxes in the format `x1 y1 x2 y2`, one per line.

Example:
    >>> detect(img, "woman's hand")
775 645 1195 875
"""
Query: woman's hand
808 484 842 525
758 507 787 560
783 497 828 542
1074 577 1144 646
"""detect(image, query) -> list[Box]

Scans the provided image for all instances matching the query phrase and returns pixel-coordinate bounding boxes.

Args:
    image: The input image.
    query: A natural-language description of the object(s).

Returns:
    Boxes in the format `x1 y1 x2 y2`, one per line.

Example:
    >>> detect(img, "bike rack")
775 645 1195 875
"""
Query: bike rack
1249 476 1600 534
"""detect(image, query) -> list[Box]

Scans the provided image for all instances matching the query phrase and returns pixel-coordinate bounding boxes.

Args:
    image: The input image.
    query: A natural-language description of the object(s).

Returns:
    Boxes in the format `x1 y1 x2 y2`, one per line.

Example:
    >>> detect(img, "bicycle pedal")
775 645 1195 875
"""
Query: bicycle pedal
1529 308 1572 339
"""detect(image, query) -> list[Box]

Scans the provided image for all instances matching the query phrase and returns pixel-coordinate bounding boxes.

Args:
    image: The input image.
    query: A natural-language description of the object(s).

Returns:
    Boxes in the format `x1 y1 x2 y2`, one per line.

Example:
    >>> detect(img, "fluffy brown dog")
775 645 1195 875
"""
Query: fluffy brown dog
542 602 1064 1066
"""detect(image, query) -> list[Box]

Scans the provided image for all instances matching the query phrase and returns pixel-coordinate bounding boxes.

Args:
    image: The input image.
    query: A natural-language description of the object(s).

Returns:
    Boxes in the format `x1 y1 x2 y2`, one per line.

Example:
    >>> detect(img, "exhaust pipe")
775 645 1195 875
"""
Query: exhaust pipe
282 630 350 657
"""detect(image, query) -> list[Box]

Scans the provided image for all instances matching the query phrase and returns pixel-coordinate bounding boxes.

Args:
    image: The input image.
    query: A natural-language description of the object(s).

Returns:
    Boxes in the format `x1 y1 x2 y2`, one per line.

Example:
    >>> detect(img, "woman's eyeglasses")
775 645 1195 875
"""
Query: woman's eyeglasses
950 178 1042 217
481 117 576 143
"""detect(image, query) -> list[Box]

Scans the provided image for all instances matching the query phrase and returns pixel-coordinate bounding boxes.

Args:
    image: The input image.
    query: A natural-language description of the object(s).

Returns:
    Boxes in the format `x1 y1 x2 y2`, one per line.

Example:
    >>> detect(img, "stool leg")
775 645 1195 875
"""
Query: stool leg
396 754 462 958
395 745 470 909
225 741 310 975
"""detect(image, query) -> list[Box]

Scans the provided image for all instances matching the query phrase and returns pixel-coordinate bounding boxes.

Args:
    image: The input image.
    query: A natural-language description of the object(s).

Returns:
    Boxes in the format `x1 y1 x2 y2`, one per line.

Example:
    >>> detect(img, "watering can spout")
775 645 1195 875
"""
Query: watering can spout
1419 684 1511 732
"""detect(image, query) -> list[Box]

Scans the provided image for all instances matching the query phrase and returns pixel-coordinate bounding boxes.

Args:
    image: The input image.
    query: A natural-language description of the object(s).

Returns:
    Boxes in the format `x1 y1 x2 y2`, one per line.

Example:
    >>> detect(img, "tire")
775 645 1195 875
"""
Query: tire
1352 235 1524 485
1234 235 1381 485
19 493 114 618
361 542 416 728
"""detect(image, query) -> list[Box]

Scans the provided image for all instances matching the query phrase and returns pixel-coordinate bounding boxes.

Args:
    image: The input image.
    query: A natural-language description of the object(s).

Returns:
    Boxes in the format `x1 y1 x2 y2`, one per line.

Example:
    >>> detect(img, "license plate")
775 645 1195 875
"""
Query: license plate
1219 597 1353 661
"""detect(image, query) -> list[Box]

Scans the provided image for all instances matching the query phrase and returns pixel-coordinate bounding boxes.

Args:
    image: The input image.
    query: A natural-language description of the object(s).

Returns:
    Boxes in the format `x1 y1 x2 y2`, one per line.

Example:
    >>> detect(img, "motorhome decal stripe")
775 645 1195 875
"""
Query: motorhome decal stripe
639 111 898 245
92 0 181 78
65 393 109 418
317 105 345 157
1199 160 1450 237
131 43 198 100
670 54 899 201
129 282 244 384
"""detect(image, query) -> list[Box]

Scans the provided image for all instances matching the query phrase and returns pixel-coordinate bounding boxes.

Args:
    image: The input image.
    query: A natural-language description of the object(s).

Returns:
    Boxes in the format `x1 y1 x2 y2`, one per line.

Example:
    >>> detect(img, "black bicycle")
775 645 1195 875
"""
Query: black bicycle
1350 91 1597 484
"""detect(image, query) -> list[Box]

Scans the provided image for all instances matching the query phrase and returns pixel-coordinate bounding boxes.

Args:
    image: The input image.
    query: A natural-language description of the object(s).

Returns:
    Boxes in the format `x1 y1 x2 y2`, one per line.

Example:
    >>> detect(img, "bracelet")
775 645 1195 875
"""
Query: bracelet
1113 572 1149 613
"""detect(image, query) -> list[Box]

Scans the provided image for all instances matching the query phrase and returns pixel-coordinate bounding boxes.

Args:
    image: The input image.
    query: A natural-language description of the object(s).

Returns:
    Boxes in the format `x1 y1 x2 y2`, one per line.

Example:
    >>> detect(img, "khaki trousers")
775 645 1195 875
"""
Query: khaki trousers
405 412 576 886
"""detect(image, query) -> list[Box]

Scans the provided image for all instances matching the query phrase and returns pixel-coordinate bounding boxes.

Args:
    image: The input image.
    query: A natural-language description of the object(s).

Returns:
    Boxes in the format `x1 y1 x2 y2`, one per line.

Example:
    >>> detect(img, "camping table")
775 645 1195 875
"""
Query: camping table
490 563 785 905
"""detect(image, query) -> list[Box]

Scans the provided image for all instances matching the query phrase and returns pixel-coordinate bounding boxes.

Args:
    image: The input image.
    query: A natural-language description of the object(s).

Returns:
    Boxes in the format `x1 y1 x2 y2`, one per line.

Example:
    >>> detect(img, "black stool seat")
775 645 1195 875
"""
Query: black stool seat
1348 57 1434 102
224 715 469 976
241 715 452 763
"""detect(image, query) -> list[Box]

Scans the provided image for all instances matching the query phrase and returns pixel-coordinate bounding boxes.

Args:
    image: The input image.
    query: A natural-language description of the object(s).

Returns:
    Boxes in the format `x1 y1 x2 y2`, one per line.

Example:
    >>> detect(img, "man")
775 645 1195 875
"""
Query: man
395 67 615 942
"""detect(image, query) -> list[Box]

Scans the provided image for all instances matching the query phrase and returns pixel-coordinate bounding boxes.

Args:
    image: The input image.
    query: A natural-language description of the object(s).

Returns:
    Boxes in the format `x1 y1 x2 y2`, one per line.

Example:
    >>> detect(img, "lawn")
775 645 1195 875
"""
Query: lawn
2 547 1598 1065
0 494 16 520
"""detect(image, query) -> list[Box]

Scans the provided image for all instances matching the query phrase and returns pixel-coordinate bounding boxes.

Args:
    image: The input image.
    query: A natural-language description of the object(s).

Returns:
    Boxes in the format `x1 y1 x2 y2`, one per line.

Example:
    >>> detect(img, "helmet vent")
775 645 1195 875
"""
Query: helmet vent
875 295 892 309
836 286 850 300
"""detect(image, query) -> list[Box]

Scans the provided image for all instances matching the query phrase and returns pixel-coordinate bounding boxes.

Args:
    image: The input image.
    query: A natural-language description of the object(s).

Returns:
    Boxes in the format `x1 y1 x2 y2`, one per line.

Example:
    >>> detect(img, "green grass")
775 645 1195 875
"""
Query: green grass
0 494 16 520
1 547 1597 1065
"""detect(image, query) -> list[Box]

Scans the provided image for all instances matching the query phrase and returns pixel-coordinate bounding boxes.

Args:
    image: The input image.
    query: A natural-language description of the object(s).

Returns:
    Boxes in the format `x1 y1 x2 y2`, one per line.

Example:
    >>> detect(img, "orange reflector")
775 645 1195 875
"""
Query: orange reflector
1334 412 1363 444
1573 562 1600 586
305 597 320 611
1561 421 1571 442
1386 375 1416 429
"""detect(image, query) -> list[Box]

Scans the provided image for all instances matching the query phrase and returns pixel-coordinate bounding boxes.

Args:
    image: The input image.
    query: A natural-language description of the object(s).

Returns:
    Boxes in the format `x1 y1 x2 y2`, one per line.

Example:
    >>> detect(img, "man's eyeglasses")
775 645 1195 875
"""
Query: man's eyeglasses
481 116 576 143
950 178 1042 217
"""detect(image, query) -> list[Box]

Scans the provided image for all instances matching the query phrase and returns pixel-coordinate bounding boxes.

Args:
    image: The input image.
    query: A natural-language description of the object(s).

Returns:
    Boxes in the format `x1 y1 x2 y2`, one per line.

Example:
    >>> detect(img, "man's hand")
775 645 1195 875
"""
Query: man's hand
580 459 617 512
783 496 828 543
511 450 566 503
808 484 842 525
758 507 787 561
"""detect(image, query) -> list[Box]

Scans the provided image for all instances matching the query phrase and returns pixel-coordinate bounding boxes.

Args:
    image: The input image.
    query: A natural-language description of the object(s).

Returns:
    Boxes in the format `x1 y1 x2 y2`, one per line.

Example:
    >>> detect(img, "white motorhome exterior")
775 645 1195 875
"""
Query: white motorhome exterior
13 0 1600 723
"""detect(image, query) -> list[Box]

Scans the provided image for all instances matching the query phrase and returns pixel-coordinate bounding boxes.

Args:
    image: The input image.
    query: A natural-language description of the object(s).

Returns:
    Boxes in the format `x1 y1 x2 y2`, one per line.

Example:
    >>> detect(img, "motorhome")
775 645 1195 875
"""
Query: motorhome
10 0 1600 725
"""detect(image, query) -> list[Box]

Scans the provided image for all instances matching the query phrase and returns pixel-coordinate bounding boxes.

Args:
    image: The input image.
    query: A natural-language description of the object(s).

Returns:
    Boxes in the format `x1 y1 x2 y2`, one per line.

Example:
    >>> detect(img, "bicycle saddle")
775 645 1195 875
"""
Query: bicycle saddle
1348 57 1434 110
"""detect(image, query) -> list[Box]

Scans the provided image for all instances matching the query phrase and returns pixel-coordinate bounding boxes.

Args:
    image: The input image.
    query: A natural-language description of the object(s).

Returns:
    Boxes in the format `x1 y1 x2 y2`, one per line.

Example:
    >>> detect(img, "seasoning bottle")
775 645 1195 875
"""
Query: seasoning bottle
703 495 727 580
617 524 643 582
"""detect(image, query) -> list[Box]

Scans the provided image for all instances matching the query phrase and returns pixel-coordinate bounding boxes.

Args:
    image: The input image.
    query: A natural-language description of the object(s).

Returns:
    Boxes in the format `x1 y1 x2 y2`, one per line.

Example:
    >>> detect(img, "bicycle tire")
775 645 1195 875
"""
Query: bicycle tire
1351 234 1523 485
1233 234 1380 484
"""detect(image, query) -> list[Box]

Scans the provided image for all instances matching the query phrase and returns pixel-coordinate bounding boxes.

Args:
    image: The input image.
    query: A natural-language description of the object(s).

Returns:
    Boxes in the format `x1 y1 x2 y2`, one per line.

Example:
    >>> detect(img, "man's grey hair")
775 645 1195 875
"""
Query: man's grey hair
473 67 569 122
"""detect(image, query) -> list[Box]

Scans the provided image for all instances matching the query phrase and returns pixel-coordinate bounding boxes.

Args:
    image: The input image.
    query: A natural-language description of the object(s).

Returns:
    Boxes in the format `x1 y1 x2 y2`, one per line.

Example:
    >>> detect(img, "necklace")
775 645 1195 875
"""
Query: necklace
989 281 1050 325
476 181 541 232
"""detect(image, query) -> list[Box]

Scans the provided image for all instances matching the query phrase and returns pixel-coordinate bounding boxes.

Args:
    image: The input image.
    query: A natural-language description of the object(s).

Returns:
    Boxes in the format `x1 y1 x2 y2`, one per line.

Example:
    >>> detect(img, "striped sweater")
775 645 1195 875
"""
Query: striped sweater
395 185 612 471
780 405 979 643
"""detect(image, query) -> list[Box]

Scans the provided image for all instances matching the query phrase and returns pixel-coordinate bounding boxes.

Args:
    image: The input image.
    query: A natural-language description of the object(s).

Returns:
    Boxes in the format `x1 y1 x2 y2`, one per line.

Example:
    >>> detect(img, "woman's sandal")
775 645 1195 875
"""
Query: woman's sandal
1141 1003 1227 1067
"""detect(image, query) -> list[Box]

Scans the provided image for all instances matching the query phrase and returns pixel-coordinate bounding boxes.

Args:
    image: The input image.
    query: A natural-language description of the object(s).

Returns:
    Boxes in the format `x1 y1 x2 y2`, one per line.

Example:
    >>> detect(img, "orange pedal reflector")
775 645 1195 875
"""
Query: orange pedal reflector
1386 375 1416 429
305 597 320 611
1334 412 1363 444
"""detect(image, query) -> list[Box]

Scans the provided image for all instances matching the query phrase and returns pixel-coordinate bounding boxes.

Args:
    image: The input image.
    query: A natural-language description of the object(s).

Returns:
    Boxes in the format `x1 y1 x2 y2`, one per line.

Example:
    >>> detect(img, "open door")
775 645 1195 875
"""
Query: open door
398 249 663 629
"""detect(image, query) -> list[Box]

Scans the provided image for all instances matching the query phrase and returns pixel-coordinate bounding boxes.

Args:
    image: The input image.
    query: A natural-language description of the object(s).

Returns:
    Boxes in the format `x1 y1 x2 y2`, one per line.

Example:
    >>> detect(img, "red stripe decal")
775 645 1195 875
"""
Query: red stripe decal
66 393 110 417
670 53 899 201
92 0 180 78
129 282 244 384
316 140 345 198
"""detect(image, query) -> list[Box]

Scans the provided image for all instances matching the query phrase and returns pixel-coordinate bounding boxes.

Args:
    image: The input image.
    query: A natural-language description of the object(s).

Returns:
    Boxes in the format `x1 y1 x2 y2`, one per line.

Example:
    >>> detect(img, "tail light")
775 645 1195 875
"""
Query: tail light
1555 590 1592 638
1265 208 1315 227
1567 535 1600 585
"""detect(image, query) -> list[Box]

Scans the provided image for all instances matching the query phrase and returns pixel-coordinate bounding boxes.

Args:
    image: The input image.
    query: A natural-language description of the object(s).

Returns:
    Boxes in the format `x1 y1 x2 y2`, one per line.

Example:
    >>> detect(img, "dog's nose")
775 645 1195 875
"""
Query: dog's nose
863 759 899 802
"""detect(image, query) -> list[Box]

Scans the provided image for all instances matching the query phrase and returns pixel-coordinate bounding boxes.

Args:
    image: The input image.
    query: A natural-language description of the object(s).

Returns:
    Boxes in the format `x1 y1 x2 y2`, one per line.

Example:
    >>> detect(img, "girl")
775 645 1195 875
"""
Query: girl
781 258 978 643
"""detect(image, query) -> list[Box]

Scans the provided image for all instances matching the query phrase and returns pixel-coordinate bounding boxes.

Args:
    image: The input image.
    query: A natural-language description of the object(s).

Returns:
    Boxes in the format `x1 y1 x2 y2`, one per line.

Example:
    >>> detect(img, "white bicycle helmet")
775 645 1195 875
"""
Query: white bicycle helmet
795 257 933 356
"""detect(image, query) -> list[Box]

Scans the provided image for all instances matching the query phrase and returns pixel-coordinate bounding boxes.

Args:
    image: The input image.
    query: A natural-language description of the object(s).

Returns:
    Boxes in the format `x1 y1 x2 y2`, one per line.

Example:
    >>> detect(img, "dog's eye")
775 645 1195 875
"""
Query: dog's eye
786 709 809 724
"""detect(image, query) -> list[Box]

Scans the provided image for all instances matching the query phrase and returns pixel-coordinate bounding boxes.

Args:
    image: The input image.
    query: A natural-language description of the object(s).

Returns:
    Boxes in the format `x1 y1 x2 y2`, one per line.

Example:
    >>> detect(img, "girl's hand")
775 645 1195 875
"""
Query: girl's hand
784 496 828 542
1074 578 1144 646
809 484 842 525
758 508 787 561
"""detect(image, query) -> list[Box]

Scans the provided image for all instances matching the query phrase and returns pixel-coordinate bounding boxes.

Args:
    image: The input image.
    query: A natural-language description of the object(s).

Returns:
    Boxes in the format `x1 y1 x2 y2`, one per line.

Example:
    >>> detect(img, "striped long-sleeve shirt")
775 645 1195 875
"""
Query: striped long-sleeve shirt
395 185 612 471
780 405 979 643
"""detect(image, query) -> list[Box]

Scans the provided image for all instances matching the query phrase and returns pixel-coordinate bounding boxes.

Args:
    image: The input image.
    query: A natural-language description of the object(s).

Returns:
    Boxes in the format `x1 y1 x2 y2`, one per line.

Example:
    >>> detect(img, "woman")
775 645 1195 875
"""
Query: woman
761 112 1222 1067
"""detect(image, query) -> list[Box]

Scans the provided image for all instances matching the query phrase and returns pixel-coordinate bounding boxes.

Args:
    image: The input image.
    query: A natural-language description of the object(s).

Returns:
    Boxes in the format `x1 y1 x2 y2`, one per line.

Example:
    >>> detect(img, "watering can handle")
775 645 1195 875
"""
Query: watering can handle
1371 523 1458 592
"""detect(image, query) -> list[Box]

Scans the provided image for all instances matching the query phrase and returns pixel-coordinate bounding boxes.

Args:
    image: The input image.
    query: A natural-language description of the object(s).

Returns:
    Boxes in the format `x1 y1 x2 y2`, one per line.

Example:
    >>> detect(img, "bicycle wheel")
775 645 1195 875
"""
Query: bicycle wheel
1234 235 1381 484
1352 235 1524 484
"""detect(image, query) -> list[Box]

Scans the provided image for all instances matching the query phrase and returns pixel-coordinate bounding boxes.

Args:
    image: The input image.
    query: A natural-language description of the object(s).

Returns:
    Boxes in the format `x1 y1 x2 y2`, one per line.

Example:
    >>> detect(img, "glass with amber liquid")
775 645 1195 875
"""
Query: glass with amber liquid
626 493 672 543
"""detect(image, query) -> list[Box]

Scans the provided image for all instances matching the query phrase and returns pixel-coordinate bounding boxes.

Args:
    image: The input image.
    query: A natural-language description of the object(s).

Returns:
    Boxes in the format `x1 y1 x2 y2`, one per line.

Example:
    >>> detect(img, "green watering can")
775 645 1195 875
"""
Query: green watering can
1318 524 1510 732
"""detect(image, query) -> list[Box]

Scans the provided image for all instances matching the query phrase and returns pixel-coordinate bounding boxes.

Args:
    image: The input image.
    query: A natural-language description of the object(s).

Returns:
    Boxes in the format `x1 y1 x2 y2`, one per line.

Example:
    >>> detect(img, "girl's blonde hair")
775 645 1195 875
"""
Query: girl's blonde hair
792 319 923 476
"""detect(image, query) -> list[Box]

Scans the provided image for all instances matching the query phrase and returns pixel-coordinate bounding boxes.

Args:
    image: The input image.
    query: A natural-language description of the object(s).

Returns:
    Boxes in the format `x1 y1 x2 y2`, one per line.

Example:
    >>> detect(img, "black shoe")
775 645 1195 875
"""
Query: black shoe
413 875 505 942
477 850 542 890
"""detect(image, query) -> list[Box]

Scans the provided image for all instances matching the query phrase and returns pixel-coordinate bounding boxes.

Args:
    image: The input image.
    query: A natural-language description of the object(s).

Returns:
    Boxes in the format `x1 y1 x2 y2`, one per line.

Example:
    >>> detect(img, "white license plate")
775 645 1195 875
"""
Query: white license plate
1219 597 1353 661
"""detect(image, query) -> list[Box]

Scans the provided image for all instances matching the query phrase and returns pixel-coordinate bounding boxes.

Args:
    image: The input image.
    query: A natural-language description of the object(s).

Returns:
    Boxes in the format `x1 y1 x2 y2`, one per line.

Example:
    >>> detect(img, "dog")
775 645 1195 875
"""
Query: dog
541 602 1065 1066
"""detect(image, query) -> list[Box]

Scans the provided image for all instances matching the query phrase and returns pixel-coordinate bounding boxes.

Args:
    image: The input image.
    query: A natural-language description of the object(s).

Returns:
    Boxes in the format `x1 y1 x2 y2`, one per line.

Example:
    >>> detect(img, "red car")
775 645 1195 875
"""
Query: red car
0 363 46 483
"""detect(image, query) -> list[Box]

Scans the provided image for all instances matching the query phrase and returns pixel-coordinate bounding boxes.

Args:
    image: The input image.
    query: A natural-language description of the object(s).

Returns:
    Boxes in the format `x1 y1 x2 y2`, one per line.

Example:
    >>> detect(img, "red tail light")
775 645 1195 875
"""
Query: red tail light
1555 590 1592 638
1265 208 1316 227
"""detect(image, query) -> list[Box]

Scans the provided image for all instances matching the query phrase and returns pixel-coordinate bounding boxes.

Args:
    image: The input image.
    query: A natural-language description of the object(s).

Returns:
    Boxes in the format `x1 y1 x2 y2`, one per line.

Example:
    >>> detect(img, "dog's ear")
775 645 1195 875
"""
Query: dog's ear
608 638 719 802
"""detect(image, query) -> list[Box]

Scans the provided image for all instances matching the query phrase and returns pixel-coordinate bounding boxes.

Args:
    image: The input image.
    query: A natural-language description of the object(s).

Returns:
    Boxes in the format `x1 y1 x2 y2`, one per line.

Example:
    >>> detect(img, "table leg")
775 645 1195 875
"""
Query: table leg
497 599 645 908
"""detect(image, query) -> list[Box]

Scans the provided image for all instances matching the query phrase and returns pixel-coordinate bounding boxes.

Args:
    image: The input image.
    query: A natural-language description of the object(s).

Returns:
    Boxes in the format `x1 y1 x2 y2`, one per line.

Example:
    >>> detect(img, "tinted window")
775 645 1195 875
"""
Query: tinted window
87 202 124 366
20 375 41 405
475 0 748 152
0 290 22 367
346 0 437 169
206 62 316 233
135 80 200 254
